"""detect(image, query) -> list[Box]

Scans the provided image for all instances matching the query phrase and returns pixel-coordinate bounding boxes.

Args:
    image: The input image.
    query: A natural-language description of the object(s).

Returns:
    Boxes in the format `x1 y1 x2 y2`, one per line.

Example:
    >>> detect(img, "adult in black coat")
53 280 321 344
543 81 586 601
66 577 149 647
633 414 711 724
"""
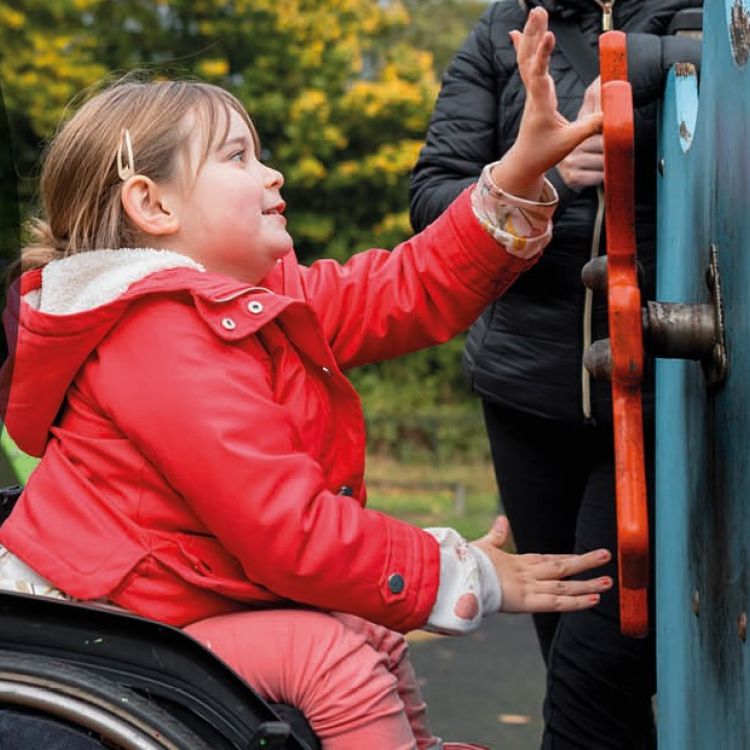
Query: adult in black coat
410 1 702 747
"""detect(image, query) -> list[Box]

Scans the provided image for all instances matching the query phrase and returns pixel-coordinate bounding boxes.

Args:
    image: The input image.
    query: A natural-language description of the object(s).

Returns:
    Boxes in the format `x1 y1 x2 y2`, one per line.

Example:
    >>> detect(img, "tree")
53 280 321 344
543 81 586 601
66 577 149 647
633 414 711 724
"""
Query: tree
0 0 108 204
1 0 441 262
400 0 487 76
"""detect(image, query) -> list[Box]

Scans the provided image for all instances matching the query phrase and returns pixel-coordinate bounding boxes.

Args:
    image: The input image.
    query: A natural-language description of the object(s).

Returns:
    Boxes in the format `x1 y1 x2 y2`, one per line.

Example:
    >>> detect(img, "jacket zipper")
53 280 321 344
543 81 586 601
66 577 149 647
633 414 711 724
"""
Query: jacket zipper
593 0 615 31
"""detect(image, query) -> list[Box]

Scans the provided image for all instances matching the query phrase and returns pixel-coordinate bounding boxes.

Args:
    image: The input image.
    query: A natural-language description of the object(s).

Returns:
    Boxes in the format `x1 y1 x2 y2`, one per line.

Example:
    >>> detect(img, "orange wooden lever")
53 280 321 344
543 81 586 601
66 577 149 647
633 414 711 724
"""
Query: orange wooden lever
600 31 649 638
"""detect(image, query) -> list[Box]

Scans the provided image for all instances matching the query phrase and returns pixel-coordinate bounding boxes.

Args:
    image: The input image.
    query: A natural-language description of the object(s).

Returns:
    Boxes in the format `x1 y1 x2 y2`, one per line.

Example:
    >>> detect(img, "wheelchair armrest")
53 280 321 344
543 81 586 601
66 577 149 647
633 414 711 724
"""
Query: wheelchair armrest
0 484 22 525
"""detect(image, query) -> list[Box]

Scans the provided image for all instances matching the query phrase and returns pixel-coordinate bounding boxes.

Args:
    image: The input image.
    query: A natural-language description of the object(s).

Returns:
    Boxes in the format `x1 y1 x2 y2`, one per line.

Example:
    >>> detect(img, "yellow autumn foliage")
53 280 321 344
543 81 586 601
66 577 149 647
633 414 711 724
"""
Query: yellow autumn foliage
196 58 230 79
0 0 465 264
0 6 25 29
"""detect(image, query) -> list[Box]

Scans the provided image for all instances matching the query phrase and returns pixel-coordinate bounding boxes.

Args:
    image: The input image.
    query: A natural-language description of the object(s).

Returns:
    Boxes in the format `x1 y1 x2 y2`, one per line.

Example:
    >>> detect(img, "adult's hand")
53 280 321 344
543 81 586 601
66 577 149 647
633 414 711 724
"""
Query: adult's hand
471 516 612 613
557 77 604 190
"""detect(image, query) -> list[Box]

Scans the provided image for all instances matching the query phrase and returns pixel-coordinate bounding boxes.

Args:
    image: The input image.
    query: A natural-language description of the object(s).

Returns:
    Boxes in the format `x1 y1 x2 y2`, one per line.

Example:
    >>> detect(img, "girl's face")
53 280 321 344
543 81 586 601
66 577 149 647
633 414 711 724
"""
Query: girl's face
169 108 293 283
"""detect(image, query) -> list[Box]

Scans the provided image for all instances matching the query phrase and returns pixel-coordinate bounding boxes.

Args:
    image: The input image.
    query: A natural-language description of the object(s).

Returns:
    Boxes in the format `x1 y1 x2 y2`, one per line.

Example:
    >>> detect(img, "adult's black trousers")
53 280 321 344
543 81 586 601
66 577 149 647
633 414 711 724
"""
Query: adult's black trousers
482 402 656 749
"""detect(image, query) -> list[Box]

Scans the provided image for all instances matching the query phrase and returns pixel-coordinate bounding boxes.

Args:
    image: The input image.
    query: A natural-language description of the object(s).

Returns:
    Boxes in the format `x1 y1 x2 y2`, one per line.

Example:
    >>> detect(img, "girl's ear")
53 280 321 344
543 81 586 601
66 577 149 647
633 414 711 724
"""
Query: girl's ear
120 176 180 237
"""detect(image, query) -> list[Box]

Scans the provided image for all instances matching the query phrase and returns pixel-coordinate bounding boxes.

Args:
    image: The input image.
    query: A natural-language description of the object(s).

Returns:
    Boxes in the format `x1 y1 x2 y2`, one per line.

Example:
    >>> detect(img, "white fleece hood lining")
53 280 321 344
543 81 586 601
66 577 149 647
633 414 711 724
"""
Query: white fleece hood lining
27 248 205 316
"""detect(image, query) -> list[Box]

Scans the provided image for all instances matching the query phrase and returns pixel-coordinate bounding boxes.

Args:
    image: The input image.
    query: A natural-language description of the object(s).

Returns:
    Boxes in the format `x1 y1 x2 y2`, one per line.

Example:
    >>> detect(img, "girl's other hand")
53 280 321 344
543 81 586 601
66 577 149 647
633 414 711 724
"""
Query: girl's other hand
490 7 604 200
471 516 613 613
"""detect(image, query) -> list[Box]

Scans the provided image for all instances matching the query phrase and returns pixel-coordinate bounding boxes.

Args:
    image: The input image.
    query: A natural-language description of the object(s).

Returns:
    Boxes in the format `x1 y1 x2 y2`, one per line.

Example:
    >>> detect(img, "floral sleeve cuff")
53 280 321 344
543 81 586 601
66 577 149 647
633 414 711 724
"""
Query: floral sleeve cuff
422 527 502 636
471 160 559 260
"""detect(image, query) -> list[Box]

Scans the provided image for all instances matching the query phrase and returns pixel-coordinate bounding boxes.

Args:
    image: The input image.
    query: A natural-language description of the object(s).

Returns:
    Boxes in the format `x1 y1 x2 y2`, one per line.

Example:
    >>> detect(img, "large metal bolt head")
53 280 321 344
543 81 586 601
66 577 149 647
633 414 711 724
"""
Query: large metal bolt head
583 339 613 381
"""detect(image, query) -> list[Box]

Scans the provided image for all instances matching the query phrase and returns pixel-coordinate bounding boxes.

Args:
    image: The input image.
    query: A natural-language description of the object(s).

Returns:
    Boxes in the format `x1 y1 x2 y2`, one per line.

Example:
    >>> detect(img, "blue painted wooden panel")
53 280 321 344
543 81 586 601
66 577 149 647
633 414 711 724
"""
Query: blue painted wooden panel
657 1 750 747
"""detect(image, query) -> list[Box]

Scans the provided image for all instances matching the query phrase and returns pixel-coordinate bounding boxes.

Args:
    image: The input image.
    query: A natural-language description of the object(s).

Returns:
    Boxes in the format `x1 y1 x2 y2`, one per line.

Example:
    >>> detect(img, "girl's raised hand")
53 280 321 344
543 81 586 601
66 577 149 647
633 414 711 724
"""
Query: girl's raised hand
490 7 603 200
472 517 613 613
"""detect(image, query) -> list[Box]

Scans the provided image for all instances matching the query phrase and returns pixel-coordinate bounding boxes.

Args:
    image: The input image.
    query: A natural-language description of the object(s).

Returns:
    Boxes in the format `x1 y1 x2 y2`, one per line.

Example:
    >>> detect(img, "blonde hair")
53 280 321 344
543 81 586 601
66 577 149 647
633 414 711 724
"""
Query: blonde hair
20 76 259 274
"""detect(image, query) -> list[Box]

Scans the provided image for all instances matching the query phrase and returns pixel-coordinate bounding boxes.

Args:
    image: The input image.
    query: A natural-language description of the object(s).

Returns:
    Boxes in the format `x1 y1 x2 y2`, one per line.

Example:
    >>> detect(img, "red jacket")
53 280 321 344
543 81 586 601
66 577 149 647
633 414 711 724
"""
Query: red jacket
0 189 536 630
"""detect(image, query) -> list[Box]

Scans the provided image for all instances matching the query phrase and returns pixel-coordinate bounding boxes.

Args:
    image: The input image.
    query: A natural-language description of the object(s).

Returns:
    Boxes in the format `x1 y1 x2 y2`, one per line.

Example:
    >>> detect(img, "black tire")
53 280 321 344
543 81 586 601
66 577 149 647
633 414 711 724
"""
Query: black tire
0 649 211 749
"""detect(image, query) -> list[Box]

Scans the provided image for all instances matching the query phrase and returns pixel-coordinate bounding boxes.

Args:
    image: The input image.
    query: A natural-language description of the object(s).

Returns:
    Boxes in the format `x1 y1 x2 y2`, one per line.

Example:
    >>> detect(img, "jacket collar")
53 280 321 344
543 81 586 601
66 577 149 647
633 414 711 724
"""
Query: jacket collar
520 0 648 30
524 0 701 34
526 0 611 19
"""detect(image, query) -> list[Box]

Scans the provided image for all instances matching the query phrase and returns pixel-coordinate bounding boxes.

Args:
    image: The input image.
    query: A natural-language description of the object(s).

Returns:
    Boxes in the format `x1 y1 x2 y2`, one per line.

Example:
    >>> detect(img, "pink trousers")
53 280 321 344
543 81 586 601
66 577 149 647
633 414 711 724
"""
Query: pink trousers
185 609 441 750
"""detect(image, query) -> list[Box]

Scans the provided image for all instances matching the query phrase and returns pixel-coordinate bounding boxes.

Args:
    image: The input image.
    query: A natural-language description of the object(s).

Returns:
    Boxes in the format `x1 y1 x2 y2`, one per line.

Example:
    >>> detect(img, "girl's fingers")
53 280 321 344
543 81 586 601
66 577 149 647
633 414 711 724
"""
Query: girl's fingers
524 8 549 63
513 7 547 70
490 516 510 547
529 548 611 579
509 29 521 55
531 31 555 80
535 577 612 597
515 552 546 565
477 515 510 549
523 593 602 613
525 6 548 43
560 112 604 154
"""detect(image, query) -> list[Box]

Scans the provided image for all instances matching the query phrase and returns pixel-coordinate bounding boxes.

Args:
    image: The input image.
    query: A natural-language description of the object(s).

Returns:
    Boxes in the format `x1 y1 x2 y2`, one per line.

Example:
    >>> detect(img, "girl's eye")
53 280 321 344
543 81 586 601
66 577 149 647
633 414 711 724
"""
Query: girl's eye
230 149 246 162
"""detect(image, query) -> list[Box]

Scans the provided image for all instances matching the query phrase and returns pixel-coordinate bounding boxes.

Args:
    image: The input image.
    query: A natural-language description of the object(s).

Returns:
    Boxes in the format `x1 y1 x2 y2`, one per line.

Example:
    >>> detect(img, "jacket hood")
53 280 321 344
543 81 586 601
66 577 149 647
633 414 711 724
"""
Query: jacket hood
531 0 628 30
0 248 235 456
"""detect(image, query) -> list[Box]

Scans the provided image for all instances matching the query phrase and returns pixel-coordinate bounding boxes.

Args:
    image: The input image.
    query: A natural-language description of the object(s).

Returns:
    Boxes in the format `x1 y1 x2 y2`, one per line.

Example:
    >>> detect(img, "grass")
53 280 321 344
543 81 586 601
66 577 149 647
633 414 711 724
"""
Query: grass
365 456 501 541
0 430 37 483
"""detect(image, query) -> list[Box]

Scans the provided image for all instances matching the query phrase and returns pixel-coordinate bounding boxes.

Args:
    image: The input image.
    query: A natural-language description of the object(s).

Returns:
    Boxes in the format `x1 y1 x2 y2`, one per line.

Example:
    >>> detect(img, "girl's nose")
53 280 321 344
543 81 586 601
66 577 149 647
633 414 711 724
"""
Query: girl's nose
264 167 284 189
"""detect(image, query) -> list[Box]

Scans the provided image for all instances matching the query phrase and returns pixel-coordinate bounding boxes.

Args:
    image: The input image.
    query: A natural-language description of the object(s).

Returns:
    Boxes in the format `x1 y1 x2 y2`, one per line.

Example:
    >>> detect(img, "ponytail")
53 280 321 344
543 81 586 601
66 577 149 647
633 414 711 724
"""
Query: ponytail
20 218 67 273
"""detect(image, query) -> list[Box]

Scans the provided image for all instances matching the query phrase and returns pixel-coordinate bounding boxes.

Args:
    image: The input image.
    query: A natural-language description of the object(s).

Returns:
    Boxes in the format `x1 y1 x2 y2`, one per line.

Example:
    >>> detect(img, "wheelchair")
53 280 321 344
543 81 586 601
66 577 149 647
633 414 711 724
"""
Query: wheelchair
0 486 321 750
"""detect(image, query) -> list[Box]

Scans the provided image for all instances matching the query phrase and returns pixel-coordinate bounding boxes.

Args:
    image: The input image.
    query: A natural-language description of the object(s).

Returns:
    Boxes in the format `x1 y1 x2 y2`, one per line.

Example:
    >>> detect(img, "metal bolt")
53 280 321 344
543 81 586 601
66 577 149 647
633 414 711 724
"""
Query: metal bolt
692 590 700 615
739 612 747 642
658 158 665 176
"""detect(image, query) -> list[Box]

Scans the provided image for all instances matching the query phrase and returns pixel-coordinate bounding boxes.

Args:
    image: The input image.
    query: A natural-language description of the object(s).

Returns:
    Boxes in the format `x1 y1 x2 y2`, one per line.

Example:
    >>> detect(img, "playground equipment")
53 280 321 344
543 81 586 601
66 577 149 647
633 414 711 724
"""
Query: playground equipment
585 2 749 746
656 1 749 745
584 29 651 639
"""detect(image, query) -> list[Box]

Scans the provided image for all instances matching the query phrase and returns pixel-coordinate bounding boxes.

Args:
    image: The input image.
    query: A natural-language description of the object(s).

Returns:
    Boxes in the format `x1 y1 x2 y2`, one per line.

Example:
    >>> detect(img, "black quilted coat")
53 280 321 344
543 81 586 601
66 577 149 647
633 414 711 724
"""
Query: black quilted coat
410 0 702 424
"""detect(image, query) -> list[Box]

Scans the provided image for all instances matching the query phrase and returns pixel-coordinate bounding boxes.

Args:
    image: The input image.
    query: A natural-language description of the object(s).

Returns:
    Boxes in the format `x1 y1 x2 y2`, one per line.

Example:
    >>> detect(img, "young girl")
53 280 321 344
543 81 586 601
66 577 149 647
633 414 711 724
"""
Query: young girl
0 9 608 749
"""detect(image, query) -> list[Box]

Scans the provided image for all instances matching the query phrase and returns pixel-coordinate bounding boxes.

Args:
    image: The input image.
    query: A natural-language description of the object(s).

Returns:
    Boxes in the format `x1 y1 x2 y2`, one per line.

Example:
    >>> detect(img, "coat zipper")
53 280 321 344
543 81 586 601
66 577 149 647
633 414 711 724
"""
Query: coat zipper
593 0 615 31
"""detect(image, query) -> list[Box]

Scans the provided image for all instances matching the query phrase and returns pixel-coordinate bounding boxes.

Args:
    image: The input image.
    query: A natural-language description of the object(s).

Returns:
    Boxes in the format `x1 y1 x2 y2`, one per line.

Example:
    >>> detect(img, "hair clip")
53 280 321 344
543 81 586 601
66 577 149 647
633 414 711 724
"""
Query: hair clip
116 128 135 181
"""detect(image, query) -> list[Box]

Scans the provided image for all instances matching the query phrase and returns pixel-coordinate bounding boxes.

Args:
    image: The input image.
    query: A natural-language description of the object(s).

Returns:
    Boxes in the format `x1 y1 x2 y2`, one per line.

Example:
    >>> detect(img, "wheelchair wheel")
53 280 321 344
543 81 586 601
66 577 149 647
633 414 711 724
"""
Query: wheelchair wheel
0 649 211 749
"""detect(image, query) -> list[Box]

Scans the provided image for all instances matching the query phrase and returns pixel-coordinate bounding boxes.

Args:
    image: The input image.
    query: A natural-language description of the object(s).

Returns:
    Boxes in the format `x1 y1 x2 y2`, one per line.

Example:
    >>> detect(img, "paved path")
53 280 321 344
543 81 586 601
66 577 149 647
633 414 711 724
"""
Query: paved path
407 614 545 749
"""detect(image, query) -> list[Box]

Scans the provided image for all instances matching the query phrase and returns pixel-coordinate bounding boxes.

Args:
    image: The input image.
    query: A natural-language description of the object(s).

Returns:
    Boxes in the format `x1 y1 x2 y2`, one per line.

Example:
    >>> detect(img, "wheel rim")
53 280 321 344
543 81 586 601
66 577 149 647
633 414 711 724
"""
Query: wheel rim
0 675 181 750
